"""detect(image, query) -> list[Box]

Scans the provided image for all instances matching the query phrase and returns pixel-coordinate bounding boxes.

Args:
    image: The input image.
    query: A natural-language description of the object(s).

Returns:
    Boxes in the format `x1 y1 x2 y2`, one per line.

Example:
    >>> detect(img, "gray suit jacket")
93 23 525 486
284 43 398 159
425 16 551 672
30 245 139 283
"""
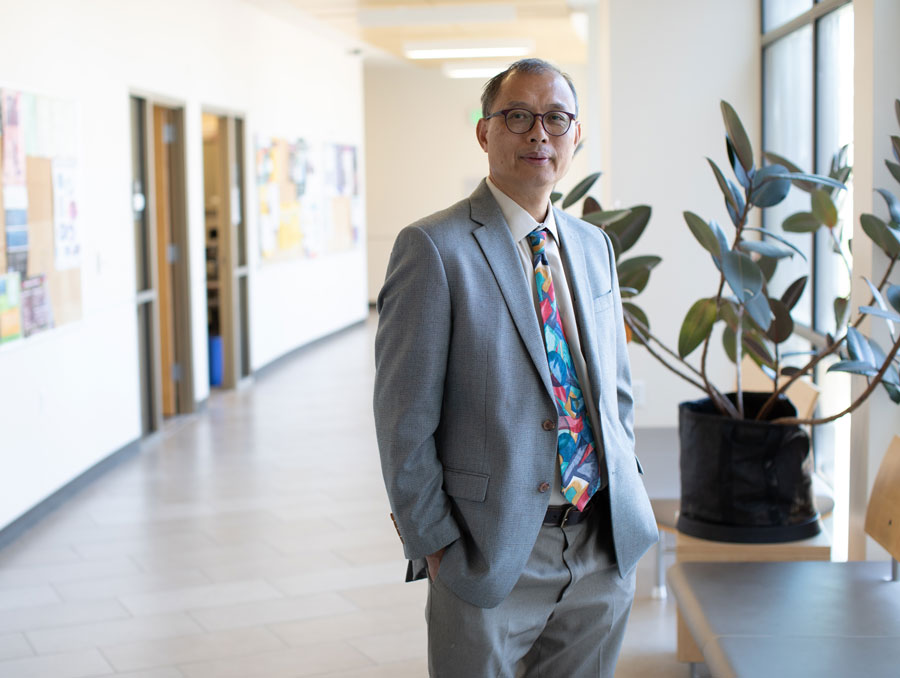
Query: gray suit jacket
374 180 657 608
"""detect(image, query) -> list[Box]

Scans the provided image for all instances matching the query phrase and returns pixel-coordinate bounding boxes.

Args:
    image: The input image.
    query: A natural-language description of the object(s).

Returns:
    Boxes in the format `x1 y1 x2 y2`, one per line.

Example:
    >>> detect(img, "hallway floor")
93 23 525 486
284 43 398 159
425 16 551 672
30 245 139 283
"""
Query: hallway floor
0 314 689 677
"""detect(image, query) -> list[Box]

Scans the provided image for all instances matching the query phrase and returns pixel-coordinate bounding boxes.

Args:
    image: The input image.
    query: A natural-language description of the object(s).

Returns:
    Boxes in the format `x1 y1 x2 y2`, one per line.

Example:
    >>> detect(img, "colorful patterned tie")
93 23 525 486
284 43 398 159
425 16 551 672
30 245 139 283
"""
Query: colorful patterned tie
528 228 601 511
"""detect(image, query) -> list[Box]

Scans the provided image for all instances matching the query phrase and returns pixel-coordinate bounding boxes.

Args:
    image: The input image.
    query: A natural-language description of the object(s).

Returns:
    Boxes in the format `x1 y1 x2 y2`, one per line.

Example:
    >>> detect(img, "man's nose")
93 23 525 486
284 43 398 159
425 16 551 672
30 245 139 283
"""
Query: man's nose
529 115 550 142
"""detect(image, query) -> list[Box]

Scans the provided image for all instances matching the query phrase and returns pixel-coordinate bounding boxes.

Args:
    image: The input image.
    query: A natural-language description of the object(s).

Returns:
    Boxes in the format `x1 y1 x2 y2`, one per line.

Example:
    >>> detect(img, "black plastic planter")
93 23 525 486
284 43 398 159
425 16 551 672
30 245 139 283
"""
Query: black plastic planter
677 392 820 543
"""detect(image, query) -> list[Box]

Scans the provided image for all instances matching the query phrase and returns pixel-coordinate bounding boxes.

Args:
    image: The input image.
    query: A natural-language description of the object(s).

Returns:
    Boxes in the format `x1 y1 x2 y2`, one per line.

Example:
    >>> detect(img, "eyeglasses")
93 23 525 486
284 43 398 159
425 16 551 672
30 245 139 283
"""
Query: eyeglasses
483 108 576 136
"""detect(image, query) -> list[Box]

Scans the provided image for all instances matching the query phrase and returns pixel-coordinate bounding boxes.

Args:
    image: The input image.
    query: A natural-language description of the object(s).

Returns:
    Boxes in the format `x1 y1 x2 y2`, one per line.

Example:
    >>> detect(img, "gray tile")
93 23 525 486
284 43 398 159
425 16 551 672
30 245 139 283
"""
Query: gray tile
178 642 373 678
348 627 427 664
0 648 113 677
189 592 357 631
0 544 83 568
0 598 130 634
270 607 424 647
338 581 428 610
0 585 60 611
118 579 283 616
26 612 203 653
71 532 217 560
199 551 347 583
102 628 284 672
53 569 211 602
269 561 401 597
0 558 141 589
0 633 33 661
131 542 283 572
309 659 428 678
115 669 186 678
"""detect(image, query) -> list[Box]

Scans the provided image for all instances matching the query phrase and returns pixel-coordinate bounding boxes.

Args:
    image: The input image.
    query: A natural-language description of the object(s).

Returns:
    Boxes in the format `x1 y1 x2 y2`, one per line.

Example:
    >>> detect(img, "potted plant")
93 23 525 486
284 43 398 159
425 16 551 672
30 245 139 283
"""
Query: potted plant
558 101 900 543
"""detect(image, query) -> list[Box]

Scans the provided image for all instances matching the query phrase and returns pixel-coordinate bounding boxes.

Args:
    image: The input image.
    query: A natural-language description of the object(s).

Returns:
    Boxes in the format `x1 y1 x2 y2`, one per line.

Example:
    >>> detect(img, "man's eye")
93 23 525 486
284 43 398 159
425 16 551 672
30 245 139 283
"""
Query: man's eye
547 112 567 124
509 111 529 120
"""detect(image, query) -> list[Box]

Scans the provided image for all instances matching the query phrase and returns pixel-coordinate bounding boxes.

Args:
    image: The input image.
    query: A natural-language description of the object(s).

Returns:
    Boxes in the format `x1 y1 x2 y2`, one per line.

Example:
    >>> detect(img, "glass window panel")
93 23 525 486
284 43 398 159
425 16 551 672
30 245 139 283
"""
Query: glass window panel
763 0 813 33
762 26 813 333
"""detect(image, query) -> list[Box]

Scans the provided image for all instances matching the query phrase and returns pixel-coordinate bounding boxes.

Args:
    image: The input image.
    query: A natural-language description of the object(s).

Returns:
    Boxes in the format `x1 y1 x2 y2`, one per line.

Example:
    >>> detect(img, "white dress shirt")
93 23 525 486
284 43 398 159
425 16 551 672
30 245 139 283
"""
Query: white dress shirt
486 178 607 506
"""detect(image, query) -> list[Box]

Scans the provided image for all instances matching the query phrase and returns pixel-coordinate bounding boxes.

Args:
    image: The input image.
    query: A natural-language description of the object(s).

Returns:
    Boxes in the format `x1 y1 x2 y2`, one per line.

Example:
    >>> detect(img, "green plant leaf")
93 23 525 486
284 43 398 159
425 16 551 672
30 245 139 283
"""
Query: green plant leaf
846 327 876 365
616 255 661 296
745 288 774 332
892 136 900 164
742 227 809 261
582 209 631 226
562 172 601 209
756 255 777 282
884 382 900 404
834 296 849 330
606 230 622 262
766 298 794 344
867 338 900 387
764 151 816 191
811 189 838 228
726 179 745 227
766 172 846 192
722 250 763 303
583 196 602 216
860 213 900 257
727 137 751 189
721 101 754 173
860 306 900 323
622 302 649 346
886 160 900 186
896 99 900 128
550 191 563 205
863 276 891 315
781 276 808 311
782 212 821 233
827 360 879 377
742 330 775 369
750 164 791 207
684 211 723 257
678 298 718 358
606 205 651 254
781 366 803 376
887 285 900 314
707 158 739 217
723 325 737 363
875 188 900 223
739 240 794 259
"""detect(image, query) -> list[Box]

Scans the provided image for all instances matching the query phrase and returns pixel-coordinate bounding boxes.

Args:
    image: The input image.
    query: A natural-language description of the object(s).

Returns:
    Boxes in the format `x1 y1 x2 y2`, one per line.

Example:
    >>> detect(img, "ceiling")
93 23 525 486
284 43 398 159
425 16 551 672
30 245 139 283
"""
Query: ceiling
285 0 587 70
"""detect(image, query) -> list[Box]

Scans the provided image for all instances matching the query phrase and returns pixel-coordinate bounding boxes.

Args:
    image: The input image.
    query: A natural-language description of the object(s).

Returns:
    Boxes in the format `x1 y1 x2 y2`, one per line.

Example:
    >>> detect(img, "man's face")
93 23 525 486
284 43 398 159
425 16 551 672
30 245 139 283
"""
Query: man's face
476 70 581 207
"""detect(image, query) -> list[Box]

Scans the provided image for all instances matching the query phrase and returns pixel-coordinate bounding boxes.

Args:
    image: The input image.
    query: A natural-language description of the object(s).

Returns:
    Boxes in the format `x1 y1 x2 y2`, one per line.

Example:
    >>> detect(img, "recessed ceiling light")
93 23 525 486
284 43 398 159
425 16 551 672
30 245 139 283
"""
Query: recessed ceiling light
403 39 534 60
442 64 508 79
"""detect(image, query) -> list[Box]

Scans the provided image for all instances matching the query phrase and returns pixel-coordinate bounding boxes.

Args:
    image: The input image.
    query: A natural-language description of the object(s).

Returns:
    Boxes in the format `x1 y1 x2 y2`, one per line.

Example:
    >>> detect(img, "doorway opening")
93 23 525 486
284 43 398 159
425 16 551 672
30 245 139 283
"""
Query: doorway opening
202 112 251 390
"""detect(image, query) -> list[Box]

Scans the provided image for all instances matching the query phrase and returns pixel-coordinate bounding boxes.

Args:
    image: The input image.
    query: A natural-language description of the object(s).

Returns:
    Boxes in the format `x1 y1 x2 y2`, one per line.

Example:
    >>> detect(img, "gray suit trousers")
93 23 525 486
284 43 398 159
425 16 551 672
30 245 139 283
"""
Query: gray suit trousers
425 490 635 678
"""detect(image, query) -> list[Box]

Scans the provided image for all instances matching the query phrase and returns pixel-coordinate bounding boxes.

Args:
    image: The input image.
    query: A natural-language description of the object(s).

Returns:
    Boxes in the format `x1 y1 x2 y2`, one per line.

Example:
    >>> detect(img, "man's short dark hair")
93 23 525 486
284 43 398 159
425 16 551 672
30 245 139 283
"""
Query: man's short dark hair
481 58 579 119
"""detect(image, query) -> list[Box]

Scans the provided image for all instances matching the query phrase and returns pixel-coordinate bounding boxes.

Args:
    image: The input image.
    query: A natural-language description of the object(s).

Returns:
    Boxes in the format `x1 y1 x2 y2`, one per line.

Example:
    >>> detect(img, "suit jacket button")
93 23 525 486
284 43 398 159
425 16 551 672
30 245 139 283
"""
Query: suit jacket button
538 482 551 493
542 419 556 431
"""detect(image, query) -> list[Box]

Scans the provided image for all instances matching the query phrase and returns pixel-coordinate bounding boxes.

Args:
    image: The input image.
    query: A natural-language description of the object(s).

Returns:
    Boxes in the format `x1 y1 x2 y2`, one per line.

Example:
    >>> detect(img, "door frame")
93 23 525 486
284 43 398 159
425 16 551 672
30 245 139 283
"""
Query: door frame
131 90 195 422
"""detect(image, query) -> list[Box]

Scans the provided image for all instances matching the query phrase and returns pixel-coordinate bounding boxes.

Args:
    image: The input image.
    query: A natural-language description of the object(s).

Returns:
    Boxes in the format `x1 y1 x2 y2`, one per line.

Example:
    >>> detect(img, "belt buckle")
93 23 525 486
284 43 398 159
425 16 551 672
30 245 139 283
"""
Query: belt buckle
560 505 577 528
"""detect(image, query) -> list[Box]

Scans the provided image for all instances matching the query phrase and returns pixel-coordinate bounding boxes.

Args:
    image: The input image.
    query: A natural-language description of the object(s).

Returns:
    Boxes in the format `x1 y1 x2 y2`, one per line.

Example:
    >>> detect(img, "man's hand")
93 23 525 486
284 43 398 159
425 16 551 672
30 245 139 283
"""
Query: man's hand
425 547 446 581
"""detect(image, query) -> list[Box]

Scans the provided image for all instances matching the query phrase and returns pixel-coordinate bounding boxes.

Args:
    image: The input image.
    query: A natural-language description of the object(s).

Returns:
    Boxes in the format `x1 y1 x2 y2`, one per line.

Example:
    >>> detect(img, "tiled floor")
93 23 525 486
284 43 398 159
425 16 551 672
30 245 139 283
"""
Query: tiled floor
0 314 689 677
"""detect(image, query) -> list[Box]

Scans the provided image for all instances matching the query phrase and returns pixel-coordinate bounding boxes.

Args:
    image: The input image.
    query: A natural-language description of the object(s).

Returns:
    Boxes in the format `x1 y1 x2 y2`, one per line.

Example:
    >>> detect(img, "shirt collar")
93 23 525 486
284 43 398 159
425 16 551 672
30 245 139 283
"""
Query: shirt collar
485 177 559 245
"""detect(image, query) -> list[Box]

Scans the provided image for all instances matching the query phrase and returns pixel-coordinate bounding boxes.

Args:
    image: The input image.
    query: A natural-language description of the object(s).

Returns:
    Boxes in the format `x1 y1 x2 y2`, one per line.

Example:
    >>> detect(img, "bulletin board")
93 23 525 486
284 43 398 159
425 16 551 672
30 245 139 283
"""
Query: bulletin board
0 88 81 344
255 136 361 262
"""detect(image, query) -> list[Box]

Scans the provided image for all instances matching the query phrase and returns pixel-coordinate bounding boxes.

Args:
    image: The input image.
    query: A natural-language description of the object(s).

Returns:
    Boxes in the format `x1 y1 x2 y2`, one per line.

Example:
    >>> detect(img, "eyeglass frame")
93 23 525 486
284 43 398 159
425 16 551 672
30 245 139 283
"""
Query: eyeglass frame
483 108 577 136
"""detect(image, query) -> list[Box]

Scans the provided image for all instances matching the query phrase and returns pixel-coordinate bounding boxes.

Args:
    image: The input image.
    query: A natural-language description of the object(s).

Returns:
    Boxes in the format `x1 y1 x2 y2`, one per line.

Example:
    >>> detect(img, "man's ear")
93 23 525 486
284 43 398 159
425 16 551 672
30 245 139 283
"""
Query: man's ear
476 118 489 152
572 120 582 149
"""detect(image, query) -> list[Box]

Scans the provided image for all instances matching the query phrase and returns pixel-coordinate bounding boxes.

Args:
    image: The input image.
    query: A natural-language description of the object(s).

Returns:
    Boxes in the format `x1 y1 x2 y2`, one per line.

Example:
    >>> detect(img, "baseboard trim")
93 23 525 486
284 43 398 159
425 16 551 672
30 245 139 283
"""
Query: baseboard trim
0 438 141 551
254 318 367 382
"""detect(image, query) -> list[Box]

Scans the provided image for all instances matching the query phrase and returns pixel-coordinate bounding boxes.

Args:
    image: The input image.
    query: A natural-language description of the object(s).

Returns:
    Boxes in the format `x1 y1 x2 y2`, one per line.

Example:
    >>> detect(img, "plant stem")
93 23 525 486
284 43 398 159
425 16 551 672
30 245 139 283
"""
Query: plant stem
735 308 744 418
623 313 707 391
773 331 900 426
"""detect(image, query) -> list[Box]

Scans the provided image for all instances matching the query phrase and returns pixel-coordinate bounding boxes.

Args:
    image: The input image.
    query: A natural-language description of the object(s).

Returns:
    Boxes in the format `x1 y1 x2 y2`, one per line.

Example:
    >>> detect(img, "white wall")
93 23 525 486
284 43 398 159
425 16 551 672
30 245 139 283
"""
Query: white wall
364 59 590 302
0 0 367 532
602 0 761 427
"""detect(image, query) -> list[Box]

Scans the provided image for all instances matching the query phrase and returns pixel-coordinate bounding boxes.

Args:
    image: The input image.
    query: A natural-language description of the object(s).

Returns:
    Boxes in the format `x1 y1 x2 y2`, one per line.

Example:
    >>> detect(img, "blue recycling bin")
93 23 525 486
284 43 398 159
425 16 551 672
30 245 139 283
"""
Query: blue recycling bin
208 335 223 386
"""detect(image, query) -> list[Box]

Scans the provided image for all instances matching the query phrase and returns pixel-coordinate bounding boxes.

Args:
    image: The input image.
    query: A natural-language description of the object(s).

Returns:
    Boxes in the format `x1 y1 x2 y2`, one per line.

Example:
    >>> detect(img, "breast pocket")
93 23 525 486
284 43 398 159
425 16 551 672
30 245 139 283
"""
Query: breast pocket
593 290 613 313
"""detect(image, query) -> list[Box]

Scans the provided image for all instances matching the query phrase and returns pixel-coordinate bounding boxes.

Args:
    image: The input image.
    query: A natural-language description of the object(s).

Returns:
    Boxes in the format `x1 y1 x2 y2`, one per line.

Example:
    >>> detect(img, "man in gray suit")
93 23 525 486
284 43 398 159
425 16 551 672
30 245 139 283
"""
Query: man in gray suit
374 58 657 677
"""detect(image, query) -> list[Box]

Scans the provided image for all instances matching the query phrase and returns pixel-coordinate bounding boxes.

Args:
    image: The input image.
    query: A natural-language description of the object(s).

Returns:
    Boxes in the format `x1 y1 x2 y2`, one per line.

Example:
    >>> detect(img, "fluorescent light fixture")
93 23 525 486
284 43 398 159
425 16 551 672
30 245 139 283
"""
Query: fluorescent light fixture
360 4 516 28
442 63 508 79
404 39 534 60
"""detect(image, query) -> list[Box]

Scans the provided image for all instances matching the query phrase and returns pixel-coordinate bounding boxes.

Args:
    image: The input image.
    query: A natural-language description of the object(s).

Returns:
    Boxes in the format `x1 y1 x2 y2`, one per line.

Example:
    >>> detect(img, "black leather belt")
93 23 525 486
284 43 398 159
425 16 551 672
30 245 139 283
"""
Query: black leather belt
544 502 592 527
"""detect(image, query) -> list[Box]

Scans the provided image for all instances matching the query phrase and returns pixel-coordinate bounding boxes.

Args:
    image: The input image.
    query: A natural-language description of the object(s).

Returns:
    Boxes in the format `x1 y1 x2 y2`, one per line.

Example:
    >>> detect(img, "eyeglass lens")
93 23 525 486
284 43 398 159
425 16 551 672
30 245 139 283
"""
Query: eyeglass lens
505 109 571 136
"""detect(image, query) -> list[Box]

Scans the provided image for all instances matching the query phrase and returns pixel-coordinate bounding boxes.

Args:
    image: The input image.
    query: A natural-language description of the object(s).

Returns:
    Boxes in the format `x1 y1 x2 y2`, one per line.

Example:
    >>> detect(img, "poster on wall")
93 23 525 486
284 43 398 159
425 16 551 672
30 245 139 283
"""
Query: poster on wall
255 135 360 262
51 158 79 269
0 271 22 343
2 90 29 276
0 86 82 337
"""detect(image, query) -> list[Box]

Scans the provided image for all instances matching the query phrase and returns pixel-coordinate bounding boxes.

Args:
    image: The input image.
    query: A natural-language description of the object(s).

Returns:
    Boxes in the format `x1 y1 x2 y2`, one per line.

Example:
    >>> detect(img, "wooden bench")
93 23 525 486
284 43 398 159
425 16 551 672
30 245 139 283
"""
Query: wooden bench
667 436 900 678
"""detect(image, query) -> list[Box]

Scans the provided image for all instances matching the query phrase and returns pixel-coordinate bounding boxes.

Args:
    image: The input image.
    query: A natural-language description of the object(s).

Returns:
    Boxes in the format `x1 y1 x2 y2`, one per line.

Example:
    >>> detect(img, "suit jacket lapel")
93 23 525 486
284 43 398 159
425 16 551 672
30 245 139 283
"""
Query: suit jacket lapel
470 182 553 396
